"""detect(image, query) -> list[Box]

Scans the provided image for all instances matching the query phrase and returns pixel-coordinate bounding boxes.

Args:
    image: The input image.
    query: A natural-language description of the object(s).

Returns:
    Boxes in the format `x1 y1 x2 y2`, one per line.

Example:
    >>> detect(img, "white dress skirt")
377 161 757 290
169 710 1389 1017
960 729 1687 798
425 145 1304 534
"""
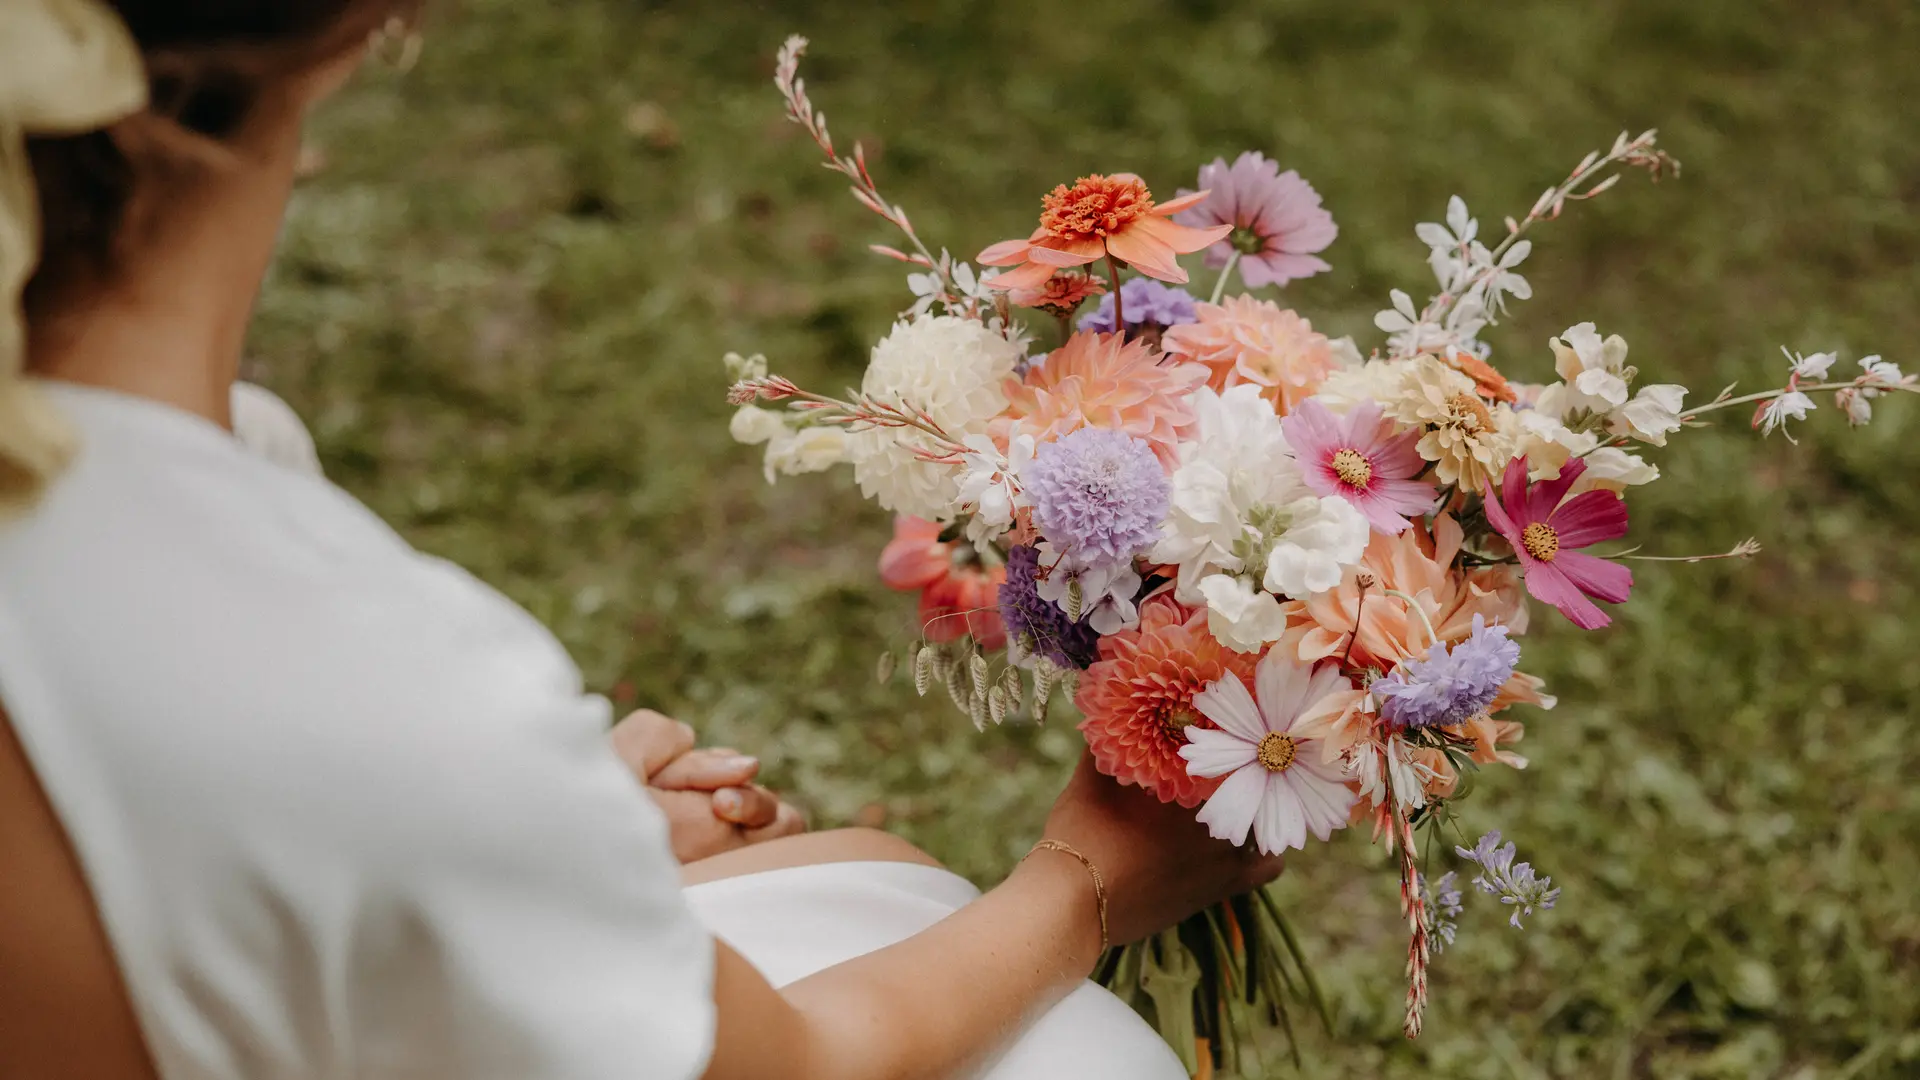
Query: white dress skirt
684 861 1186 1079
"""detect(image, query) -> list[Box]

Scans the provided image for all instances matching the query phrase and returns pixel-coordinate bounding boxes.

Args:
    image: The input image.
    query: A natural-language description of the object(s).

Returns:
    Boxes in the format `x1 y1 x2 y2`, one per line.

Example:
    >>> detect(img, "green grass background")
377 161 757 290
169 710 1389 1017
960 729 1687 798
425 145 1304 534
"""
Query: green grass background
252 0 1919 1075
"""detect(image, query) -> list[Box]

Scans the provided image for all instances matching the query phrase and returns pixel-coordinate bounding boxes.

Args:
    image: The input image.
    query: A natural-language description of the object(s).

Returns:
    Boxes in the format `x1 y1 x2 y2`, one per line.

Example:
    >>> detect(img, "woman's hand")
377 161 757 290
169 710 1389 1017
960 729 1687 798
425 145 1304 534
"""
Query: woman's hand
1040 753 1285 946
609 709 805 862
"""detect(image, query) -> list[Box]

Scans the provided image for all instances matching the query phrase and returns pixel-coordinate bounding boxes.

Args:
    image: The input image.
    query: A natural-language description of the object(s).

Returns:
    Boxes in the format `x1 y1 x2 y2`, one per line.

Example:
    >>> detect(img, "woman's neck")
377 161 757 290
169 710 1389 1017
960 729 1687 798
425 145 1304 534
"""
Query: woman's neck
28 115 305 430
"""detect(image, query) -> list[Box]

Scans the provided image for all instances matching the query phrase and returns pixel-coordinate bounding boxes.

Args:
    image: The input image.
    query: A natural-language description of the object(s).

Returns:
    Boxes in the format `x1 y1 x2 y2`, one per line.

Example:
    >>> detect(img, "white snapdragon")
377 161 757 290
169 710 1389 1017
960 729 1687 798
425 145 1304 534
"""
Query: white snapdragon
729 404 789 446
1609 383 1687 445
1580 446 1660 489
1549 322 1633 413
1261 496 1371 599
763 426 851 480
1151 386 1303 596
1197 574 1290 653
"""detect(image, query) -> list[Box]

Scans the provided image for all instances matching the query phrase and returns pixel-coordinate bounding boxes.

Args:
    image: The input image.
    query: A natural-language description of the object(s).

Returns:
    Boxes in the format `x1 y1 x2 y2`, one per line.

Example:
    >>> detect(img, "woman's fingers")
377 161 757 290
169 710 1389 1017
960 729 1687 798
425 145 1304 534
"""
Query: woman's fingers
711 784 782 829
608 709 696 780
742 800 807 844
652 748 760 792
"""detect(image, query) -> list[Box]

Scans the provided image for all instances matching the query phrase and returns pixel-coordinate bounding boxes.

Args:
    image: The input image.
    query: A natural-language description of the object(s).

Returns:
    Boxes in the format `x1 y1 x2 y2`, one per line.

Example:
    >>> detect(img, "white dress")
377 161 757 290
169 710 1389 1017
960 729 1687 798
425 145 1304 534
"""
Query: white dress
0 383 1184 1080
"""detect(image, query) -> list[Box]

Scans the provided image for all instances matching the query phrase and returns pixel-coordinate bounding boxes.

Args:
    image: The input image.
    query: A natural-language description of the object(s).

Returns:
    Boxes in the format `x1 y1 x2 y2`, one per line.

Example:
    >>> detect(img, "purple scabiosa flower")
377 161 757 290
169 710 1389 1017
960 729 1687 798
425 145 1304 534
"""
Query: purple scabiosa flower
1077 278 1199 335
1373 615 1520 731
1456 830 1561 929
1418 870 1463 954
998 545 1102 670
1024 427 1170 570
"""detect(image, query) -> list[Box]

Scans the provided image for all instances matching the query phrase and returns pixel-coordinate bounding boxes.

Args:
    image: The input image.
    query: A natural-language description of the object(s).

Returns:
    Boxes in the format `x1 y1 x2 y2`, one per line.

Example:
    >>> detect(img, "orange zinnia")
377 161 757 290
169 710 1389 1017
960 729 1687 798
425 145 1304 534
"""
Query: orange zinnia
979 174 1231 291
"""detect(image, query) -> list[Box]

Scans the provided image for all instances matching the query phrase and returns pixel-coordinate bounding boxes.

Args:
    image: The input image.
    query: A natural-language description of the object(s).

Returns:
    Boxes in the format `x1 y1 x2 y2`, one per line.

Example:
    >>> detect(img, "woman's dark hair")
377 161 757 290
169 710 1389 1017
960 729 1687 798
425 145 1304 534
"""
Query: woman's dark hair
24 0 418 316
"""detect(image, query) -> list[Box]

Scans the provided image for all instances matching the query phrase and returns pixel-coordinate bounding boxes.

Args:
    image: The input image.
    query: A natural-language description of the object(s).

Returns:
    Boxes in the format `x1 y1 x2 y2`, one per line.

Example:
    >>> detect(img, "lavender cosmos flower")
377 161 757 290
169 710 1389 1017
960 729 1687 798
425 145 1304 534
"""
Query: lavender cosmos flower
1023 427 1170 569
998 545 1102 670
1419 870 1463 954
1373 615 1520 731
1456 830 1561 929
1077 278 1198 335
1173 152 1337 288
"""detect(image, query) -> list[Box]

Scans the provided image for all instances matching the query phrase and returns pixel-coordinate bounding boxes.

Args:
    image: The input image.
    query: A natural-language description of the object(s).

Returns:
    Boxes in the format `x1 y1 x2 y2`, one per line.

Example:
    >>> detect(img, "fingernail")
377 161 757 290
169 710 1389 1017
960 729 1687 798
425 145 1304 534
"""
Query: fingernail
726 755 758 772
676 721 696 740
715 790 743 814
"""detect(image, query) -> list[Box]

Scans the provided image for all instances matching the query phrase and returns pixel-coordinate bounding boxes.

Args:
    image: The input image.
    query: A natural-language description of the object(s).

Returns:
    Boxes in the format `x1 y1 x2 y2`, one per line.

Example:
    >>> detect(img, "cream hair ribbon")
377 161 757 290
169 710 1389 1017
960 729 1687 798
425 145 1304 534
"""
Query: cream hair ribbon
0 0 146 516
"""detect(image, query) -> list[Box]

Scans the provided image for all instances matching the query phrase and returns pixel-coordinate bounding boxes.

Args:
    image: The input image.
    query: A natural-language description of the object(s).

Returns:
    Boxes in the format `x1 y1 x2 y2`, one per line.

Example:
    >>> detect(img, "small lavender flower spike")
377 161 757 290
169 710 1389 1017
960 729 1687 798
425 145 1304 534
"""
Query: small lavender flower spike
1418 870 1463 954
1374 615 1521 731
1456 830 1561 930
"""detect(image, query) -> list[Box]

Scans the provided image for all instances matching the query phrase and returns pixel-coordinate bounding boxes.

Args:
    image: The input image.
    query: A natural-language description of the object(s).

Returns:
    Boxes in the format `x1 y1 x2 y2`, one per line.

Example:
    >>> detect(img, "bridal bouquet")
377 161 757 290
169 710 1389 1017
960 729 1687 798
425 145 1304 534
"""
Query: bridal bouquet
724 35 1911 1071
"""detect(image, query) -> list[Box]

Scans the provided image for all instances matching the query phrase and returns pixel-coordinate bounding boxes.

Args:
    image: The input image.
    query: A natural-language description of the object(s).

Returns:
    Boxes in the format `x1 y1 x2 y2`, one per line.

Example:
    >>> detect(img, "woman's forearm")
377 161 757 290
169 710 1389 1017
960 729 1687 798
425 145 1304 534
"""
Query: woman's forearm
702 852 1103 1080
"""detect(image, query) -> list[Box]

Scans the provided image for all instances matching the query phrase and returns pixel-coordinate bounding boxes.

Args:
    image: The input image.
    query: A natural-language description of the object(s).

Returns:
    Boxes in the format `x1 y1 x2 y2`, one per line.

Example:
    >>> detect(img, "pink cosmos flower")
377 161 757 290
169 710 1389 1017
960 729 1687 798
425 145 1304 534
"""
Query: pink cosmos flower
1173 152 1337 289
1482 457 1632 630
1178 649 1357 854
1282 398 1436 535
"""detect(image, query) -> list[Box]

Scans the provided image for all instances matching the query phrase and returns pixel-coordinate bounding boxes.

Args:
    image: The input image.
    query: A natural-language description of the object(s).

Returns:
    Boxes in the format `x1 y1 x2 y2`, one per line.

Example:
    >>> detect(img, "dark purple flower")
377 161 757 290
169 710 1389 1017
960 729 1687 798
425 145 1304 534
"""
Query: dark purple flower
999 545 1101 670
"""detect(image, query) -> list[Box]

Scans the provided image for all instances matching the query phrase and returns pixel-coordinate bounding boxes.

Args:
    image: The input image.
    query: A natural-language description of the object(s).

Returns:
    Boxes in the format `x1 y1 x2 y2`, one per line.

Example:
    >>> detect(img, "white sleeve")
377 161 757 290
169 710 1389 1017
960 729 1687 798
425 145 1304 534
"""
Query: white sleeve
339 686 716 1080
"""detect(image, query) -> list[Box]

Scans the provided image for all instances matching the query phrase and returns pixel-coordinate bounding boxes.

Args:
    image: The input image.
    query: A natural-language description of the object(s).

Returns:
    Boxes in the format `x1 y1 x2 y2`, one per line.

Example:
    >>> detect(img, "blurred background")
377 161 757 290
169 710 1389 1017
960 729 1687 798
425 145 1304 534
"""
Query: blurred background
258 1 1918 1075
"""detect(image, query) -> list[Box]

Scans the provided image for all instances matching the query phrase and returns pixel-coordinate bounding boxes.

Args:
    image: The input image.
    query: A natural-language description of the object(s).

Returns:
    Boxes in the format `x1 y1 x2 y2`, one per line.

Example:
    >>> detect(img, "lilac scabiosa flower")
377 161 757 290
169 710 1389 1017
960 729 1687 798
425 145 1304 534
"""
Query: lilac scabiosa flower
1418 871 1463 955
1174 152 1338 288
998 545 1102 670
1373 615 1520 731
1024 427 1170 569
1077 278 1198 335
1457 830 1561 929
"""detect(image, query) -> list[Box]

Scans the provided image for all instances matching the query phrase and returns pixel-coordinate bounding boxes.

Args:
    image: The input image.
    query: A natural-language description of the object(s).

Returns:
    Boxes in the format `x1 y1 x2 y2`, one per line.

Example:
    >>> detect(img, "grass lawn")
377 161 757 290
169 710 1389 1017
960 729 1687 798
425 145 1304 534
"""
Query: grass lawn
254 0 1919 1075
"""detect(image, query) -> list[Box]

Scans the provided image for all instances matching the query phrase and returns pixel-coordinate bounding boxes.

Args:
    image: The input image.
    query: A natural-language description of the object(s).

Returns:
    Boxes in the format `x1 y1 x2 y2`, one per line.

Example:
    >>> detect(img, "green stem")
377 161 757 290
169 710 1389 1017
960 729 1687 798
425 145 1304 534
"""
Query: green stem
1208 249 1241 305
1381 588 1441 648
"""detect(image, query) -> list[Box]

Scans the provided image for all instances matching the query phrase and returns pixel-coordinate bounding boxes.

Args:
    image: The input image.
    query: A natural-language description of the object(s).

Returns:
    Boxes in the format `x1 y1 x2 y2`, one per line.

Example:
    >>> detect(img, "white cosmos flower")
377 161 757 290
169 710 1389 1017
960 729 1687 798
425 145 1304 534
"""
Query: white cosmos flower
1179 651 1357 855
848 315 1024 519
1515 409 1596 480
954 433 1033 543
1550 322 1633 412
1609 383 1687 446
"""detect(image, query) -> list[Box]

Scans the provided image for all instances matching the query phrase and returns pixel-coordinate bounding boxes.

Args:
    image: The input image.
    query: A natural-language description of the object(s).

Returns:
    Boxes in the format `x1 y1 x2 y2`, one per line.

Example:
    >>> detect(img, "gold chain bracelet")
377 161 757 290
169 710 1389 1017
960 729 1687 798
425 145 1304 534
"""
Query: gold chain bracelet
1027 839 1109 951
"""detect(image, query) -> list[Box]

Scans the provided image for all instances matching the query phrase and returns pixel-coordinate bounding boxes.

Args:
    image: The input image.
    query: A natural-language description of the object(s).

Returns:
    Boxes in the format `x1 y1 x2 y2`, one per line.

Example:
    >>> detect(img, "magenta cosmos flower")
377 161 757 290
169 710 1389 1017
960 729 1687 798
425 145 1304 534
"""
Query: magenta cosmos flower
1282 398 1436 534
1482 456 1632 630
1174 152 1337 288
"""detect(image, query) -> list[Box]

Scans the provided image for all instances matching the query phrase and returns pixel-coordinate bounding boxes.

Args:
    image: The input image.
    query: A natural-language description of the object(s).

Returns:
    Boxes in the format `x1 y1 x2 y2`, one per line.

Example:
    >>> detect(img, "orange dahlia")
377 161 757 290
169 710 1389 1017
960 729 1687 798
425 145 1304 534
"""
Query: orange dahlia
979 174 1231 291
993 331 1207 466
1075 592 1259 808
1161 295 1338 414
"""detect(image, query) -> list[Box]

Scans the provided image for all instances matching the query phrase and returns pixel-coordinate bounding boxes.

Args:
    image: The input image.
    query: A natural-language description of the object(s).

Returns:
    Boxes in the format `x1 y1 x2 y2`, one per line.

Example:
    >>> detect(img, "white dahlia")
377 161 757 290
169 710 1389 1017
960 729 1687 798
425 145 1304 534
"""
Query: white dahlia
848 316 1024 519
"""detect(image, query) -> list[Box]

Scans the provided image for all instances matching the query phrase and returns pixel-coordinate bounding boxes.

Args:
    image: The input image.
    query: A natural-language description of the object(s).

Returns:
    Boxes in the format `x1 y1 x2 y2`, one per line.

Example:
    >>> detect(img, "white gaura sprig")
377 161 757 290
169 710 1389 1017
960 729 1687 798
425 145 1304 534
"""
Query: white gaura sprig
1377 130 1679 359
